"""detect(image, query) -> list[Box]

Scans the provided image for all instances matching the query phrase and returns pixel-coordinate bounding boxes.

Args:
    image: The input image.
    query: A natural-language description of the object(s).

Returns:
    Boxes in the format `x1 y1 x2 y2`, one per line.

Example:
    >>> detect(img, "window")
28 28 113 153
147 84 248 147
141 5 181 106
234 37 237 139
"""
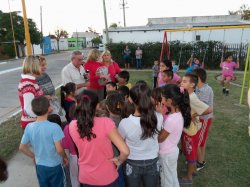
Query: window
196 35 201 41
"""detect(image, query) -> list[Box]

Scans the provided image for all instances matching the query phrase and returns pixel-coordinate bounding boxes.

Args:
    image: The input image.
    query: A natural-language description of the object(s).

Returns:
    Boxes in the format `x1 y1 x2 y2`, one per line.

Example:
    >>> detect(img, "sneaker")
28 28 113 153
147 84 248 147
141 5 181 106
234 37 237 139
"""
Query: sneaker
196 162 205 171
222 88 226 94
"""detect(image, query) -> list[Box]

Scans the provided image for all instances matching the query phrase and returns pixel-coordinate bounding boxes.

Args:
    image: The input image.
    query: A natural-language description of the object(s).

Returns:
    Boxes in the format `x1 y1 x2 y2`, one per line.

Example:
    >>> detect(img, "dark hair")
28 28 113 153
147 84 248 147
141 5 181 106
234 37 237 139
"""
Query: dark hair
95 99 109 117
61 82 76 107
162 70 173 79
224 53 233 60
135 80 148 87
193 68 207 83
31 96 49 116
184 73 198 88
0 158 8 182
48 114 62 128
162 59 173 71
106 92 125 116
130 84 159 139
117 85 130 98
106 81 117 89
75 90 99 141
118 70 130 82
151 87 162 104
161 84 191 128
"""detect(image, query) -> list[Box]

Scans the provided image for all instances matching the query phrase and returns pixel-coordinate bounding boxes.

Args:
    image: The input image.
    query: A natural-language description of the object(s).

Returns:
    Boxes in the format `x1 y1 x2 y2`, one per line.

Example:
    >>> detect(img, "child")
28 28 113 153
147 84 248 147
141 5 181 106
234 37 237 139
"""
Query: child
193 68 214 171
172 60 179 74
161 70 173 86
152 60 159 88
61 82 77 122
106 81 117 93
186 54 204 73
220 54 239 96
117 70 132 89
158 84 191 187
117 85 130 101
19 96 68 187
158 60 181 87
95 99 109 117
179 73 212 185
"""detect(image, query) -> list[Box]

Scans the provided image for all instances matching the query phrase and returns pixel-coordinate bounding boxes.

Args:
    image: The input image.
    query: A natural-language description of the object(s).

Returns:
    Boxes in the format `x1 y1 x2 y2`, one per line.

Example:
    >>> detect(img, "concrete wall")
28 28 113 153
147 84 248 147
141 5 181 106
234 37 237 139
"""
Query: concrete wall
51 38 68 51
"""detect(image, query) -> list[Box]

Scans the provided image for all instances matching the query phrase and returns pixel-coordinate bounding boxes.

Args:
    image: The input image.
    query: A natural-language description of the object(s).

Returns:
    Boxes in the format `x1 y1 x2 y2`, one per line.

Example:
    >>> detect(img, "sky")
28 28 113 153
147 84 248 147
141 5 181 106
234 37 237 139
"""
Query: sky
1 0 248 36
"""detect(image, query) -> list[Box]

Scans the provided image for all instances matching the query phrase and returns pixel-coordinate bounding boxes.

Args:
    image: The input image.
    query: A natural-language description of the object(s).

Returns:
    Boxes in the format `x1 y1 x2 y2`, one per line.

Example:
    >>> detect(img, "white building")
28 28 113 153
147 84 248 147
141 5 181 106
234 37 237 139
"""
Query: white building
72 32 99 47
51 38 68 51
103 15 250 44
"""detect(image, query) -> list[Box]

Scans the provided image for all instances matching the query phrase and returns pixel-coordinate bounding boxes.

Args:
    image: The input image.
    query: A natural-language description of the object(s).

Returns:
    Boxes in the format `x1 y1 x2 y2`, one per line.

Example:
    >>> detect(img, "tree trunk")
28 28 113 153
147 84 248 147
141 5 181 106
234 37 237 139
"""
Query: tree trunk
57 39 60 53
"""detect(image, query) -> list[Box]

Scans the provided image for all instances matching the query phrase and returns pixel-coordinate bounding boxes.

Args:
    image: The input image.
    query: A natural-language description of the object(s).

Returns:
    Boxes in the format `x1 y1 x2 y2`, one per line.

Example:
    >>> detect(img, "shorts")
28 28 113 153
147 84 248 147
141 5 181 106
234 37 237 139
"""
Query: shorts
181 132 199 163
198 118 212 147
222 74 233 79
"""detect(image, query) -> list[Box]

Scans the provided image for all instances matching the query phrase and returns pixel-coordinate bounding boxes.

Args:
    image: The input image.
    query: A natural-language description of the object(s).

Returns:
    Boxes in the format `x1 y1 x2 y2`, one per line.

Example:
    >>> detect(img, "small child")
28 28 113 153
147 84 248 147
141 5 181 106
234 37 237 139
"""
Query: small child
161 70 173 86
61 82 77 122
172 60 179 74
106 81 117 93
193 68 214 171
220 54 239 96
158 84 191 187
117 85 130 101
19 96 68 187
152 60 159 88
95 99 109 117
117 70 132 89
186 55 204 73
180 73 212 185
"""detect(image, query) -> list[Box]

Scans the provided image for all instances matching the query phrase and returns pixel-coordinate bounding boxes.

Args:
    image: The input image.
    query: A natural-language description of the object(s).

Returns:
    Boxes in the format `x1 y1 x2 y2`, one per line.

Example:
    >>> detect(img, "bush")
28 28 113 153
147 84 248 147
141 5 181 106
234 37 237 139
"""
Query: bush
106 41 247 70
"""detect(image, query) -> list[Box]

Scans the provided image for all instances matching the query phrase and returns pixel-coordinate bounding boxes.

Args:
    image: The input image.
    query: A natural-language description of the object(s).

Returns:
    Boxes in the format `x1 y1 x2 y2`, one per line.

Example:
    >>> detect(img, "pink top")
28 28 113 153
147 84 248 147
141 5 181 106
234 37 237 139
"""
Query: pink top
106 62 121 82
170 73 181 84
69 117 118 185
220 61 237 77
157 72 165 87
62 125 77 155
159 112 184 154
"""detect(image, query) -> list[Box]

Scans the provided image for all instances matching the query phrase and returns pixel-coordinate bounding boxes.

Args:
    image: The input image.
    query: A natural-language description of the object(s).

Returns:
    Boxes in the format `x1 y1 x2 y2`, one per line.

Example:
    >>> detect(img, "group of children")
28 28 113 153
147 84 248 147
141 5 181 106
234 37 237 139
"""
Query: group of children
18 52 241 187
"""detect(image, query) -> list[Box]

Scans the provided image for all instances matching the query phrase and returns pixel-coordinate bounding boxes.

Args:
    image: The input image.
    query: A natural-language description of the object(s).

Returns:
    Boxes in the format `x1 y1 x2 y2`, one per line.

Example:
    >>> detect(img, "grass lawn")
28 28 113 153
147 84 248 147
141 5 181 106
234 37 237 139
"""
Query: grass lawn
1 70 250 186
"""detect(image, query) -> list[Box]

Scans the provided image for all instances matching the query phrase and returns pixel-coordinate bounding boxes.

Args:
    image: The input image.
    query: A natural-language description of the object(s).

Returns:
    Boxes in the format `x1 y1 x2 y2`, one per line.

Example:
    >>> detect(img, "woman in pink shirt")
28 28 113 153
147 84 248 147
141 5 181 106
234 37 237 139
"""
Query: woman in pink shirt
69 90 129 186
220 54 239 96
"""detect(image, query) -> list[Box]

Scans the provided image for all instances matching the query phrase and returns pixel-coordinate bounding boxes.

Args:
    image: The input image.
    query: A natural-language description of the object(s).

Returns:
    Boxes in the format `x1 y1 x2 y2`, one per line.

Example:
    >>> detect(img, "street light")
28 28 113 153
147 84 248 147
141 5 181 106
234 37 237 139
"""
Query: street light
21 0 32 56
8 0 18 59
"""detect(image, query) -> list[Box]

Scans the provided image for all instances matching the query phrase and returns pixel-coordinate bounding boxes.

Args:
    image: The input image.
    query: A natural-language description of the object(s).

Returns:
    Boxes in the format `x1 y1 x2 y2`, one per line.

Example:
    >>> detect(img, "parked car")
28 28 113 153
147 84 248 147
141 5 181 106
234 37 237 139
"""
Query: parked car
98 44 105 51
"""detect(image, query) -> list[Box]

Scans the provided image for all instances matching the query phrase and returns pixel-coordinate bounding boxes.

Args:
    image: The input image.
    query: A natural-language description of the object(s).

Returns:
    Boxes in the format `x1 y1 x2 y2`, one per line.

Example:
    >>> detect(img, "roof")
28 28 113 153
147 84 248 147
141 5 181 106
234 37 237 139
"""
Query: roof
72 32 99 38
107 15 250 32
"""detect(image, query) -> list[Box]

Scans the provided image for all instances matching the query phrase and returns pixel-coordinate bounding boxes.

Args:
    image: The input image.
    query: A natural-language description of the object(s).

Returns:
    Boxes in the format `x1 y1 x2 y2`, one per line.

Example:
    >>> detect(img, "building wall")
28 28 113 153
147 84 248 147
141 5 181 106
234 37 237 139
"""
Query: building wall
51 38 68 51
106 28 250 44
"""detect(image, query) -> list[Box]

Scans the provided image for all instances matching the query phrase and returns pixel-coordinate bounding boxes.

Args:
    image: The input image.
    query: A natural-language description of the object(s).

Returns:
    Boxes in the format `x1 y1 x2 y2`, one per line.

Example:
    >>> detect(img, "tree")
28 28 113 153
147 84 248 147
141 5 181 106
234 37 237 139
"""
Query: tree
91 37 102 46
54 29 69 52
0 10 41 56
229 4 250 20
109 23 118 28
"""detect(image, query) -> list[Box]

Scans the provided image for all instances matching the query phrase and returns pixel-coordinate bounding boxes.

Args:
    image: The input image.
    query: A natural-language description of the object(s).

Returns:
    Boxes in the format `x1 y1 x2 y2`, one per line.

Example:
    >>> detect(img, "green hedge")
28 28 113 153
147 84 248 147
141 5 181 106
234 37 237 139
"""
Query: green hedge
106 41 246 70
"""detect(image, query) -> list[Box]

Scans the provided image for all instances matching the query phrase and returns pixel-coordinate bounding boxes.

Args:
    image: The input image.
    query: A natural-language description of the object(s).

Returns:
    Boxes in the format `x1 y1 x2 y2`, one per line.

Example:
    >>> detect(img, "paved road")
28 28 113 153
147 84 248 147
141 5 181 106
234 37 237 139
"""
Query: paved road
0 50 90 124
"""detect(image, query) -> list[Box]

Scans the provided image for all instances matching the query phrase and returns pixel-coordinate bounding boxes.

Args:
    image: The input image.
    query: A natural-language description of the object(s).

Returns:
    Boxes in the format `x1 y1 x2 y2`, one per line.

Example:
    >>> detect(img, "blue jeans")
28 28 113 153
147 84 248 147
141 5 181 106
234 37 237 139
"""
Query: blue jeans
36 164 65 187
136 59 142 69
124 158 159 187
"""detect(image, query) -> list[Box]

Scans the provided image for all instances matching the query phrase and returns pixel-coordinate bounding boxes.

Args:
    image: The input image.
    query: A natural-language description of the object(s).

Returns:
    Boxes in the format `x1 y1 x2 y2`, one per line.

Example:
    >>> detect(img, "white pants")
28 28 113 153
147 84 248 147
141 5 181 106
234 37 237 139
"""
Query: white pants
69 154 80 187
160 148 180 187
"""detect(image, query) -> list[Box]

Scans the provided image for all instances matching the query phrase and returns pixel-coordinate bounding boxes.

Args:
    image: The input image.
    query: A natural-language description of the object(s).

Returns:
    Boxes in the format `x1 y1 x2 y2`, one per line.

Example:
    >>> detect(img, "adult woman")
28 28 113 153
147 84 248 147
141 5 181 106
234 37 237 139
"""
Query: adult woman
36 56 66 122
69 90 129 186
101 50 121 83
18 56 43 129
123 45 131 69
118 84 163 187
84 49 110 100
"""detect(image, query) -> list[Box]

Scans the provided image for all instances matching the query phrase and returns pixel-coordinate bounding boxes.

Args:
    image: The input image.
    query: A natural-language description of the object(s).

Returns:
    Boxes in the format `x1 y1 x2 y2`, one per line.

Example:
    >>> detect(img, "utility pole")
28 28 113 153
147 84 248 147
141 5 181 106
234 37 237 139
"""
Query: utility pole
102 0 109 43
8 0 18 59
40 6 43 55
121 0 128 27
21 0 32 56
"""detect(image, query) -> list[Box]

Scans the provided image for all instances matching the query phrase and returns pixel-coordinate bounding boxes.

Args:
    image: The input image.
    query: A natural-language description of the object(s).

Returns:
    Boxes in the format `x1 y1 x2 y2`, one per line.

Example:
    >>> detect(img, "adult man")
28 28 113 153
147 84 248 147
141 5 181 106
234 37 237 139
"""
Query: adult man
62 50 88 93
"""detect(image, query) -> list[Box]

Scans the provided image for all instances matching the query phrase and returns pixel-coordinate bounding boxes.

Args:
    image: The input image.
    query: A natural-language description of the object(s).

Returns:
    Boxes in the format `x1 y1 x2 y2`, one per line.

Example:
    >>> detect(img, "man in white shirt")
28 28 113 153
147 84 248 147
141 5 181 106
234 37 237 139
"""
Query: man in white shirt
61 50 89 93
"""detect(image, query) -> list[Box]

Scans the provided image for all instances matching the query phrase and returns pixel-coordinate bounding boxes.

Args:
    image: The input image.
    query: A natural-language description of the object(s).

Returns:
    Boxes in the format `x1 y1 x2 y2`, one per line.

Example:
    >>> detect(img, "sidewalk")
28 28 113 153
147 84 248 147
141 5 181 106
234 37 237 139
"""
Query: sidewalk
1 152 39 187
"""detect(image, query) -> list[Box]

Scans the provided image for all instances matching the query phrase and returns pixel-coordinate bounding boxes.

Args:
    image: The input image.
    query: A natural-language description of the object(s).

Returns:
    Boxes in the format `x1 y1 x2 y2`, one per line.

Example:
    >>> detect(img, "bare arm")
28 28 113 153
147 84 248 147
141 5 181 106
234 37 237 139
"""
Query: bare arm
19 144 35 162
187 56 193 66
201 107 213 115
236 58 240 69
158 129 170 143
55 141 69 166
108 128 129 165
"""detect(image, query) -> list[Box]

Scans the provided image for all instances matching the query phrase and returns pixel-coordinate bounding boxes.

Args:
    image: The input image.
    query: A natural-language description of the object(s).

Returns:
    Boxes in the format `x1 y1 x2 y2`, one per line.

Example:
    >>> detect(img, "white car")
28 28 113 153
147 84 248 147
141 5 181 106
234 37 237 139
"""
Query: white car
98 44 105 51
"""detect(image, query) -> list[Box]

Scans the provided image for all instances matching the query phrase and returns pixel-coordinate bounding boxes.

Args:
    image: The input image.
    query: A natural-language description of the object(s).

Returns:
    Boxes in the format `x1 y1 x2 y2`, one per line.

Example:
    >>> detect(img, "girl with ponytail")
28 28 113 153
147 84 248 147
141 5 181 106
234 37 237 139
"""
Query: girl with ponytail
69 90 129 186
159 84 191 187
118 84 163 187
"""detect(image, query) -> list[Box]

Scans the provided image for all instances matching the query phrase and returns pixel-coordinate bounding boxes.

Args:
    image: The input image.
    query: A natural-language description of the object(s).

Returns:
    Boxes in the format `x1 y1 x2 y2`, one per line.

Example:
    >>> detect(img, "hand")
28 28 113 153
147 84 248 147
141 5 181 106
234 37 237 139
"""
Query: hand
63 157 69 166
155 102 165 115
110 157 121 170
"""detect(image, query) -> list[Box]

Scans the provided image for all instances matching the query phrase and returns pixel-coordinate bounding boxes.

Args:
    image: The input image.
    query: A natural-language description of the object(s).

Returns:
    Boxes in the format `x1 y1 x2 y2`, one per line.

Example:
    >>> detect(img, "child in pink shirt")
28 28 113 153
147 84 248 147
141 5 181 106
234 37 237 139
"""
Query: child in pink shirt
220 54 239 96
